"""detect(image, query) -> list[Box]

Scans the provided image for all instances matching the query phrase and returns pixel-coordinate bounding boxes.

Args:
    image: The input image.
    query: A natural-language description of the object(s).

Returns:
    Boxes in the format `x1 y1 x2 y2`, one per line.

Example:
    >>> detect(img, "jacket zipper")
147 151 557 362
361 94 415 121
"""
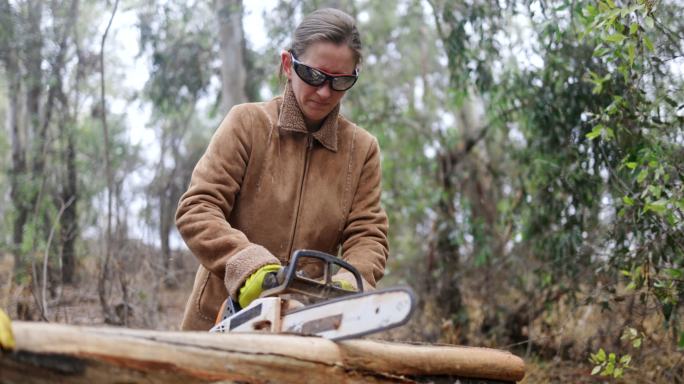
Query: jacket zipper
288 134 313 259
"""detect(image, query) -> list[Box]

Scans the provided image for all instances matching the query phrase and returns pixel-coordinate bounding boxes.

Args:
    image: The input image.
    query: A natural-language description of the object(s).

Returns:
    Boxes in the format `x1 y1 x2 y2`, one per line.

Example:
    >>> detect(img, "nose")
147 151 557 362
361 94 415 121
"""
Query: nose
316 80 333 99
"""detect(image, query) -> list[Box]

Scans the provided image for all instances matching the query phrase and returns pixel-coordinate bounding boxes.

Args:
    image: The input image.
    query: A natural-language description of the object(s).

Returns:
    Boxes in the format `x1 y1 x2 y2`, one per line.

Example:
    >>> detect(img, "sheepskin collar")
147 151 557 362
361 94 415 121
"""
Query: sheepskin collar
276 82 340 152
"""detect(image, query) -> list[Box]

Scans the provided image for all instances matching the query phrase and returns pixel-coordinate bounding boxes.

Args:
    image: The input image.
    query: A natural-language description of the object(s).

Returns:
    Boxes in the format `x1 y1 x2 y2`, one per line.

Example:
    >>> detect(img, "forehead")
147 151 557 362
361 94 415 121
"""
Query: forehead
299 41 356 74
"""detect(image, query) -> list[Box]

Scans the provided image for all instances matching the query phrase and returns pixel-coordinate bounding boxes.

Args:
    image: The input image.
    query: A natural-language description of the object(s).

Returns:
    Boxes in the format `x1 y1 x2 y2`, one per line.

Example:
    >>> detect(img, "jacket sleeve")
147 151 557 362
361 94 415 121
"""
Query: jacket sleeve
338 137 389 290
176 105 280 300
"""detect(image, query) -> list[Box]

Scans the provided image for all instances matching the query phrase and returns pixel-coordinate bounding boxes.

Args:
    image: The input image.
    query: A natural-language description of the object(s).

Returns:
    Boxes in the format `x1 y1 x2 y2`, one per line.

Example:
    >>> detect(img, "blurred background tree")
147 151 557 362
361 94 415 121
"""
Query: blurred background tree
0 0 682 381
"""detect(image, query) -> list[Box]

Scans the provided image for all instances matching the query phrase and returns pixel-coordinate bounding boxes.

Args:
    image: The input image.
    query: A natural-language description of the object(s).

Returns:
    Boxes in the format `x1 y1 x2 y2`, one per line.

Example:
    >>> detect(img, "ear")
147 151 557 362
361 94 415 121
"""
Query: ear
280 50 293 80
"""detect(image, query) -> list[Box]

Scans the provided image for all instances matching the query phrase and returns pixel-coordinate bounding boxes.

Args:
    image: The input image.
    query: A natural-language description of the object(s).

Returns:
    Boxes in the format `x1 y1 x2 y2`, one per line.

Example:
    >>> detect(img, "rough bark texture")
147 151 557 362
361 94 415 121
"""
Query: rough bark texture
56 0 80 285
2 0 29 271
215 0 248 114
0 322 525 383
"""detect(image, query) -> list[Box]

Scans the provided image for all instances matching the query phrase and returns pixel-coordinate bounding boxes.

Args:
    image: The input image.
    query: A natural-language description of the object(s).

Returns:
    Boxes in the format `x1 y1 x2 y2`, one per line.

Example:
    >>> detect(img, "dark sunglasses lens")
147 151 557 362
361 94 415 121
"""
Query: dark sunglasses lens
295 63 326 86
332 76 357 91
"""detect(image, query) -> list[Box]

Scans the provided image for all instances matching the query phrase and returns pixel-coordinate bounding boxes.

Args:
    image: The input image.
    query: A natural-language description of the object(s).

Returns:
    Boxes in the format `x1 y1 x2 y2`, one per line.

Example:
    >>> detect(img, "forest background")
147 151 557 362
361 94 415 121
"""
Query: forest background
0 0 683 382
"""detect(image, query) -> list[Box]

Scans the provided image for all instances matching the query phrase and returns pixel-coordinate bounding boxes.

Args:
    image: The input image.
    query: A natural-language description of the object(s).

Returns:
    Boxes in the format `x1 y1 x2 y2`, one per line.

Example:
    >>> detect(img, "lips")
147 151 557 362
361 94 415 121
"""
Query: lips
308 100 330 110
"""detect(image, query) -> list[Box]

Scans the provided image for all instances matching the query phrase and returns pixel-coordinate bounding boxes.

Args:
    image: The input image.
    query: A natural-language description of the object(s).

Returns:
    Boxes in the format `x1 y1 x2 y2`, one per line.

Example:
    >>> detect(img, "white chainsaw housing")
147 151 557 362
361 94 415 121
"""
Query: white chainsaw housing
210 297 281 334
209 288 415 340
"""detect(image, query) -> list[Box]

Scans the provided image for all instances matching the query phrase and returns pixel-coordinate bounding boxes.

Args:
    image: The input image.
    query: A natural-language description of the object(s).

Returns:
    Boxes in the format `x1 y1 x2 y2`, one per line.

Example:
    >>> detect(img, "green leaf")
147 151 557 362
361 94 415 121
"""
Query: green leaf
633 338 642 348
644 199 668 215
626 162 638 169
591 365 602 375
603 361 615 375
597 348 606 361
620 354 632 365
585 5 598 17
636 169 648 183
648 185 662 198
679 332 684 348
623 196 634 206
586 126 603 140
644 16 654 29
593 46 611 57
643 35 654 51
664 96 678 108
614 367 624 378
629 22 639 35
605 33 627 44
665 268 683 279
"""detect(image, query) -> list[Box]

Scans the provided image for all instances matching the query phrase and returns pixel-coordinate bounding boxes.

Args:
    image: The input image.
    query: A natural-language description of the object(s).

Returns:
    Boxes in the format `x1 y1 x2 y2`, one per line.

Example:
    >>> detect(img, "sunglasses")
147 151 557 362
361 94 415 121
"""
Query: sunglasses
290 52 358 91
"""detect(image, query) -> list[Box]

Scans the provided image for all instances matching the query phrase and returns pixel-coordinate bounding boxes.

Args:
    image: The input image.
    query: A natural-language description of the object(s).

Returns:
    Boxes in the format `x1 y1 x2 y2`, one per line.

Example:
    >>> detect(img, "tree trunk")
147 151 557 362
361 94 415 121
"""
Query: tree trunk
60 125 78 284
97 0 120 325
7 35 27 271
1 322 525 384
25 2 46 227
215 0 248 114
1 0 29 272
44 0 79 286
159 180 175 285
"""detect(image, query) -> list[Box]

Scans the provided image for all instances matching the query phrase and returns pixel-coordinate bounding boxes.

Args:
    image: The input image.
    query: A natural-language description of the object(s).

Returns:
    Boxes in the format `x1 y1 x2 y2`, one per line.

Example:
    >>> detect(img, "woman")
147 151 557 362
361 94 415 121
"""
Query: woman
176 8 388 331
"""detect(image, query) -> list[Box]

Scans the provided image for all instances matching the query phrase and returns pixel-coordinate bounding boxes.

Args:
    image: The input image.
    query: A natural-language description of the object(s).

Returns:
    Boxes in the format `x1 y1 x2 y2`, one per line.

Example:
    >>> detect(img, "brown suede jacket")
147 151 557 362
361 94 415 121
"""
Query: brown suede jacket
176 84 389 330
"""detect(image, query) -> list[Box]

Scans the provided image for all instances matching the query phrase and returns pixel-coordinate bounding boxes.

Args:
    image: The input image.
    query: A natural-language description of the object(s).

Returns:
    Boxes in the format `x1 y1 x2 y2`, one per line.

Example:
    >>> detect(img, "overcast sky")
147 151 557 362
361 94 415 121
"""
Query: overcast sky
99 2 278 246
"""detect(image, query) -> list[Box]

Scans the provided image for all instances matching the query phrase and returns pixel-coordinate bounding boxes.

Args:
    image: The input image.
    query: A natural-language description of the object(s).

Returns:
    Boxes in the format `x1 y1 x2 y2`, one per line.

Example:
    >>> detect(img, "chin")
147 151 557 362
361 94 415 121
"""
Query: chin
305 110 330 123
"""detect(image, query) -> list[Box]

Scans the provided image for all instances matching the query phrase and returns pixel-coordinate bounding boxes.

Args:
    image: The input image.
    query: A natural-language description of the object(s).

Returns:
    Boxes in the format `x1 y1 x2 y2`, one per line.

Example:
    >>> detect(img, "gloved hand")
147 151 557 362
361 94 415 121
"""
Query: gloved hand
0 309 15 350
332 279 356 291
239 264 281 308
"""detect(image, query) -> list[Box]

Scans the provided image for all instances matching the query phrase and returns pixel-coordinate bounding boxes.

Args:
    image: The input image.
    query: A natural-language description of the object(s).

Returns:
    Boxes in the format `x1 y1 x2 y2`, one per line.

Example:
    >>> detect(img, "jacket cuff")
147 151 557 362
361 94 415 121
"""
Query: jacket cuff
333 270 374 292
225 244 280 300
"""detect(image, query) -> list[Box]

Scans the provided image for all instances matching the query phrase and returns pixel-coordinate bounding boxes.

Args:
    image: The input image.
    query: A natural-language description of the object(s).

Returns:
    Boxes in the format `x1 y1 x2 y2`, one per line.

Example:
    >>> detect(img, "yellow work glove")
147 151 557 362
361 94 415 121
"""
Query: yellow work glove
0 309 15 351
332 279 356 291
239 264 281 309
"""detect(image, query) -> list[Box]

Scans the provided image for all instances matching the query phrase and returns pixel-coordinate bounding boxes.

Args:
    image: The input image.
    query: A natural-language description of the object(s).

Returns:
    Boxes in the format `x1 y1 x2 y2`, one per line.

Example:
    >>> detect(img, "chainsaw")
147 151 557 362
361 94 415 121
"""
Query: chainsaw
210 249 415 340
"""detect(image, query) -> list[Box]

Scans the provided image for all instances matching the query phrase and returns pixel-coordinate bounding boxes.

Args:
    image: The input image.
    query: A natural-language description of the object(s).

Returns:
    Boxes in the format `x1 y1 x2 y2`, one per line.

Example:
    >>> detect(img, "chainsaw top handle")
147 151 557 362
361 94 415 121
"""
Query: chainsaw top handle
260 249 364 301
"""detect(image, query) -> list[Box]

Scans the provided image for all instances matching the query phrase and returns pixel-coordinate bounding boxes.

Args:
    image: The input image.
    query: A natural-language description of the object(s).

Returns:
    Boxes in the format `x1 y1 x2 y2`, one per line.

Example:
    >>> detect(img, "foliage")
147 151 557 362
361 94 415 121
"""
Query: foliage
579 0 684 338
589 327 643 378
590 347 632 378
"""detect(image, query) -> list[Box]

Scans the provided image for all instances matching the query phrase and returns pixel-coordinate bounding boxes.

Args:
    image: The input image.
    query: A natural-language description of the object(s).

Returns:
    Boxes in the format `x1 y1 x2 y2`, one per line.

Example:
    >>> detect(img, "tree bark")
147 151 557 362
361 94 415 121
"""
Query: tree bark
97 0 120 325
57 0 81 285
0 322 525 384
215 0 248 114
1 0 28 271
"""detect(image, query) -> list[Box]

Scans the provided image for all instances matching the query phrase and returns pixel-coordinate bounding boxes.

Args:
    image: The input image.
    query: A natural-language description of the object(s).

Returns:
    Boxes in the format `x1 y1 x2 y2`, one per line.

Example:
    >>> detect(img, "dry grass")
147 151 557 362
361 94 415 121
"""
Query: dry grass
0 243 197 331
376 275 684 383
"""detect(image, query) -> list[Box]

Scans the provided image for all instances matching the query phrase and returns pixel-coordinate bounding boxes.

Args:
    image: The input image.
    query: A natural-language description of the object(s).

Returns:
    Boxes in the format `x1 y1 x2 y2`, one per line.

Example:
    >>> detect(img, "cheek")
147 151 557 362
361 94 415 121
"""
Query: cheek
291 81 314 108
329 91 346 105
295 82 315 100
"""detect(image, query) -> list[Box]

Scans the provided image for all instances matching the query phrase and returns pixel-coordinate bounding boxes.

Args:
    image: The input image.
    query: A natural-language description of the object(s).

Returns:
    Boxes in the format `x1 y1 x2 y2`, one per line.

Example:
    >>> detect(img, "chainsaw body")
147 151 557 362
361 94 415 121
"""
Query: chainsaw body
210 250 415 340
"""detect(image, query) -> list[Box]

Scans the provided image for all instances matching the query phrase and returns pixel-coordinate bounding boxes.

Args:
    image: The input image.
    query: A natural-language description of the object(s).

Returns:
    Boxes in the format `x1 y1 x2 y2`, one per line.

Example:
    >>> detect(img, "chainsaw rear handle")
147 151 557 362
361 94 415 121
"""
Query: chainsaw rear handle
261 249 364 300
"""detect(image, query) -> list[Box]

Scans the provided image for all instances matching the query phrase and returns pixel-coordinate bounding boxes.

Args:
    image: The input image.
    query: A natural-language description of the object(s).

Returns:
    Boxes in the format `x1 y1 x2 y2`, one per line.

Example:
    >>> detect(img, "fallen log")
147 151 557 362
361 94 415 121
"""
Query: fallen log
0 321 525 383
